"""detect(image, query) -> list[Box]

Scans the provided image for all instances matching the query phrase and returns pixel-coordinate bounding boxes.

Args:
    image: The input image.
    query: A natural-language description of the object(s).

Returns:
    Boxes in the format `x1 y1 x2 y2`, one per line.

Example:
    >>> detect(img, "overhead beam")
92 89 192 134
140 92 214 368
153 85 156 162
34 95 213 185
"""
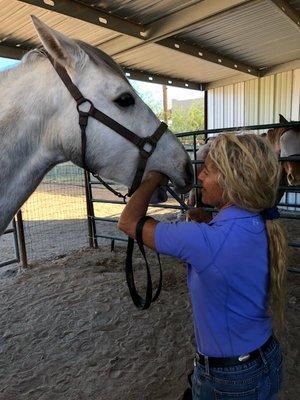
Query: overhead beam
0 42 202 90
0 44 26 59
108 0 257 76
124 69 203 91
269 0 300 28
17 0 257 77
156 38 259 77
18 0 147 39
144 0 251 42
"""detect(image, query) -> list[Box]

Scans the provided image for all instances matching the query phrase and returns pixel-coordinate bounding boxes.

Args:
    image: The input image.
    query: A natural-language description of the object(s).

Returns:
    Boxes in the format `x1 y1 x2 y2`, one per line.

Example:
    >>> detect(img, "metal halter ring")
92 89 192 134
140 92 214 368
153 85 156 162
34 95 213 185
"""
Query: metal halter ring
76 98 94 116
140 137 157 158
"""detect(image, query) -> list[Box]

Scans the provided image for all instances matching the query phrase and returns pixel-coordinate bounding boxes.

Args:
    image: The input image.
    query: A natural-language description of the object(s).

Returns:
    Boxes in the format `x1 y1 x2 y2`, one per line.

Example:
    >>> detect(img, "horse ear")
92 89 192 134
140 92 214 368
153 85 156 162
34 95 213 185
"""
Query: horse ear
31 15 87 69
279 114 289 123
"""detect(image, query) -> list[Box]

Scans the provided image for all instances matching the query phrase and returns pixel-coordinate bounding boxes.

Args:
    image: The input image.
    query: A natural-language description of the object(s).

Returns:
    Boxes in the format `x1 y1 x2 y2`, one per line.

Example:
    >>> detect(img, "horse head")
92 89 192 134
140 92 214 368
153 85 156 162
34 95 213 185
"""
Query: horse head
266 115 300 186
31 16 193 200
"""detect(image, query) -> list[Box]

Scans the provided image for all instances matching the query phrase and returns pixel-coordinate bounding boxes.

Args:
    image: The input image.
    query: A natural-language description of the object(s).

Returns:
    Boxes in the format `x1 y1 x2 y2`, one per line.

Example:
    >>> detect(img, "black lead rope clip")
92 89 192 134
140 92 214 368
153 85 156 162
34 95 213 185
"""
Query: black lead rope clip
125 216 162 310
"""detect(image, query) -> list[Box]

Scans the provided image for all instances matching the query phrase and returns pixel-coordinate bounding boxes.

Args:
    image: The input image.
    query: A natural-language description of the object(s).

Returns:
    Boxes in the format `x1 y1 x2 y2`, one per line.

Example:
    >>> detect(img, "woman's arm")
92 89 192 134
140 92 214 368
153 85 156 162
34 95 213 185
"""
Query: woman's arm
117 171 168 250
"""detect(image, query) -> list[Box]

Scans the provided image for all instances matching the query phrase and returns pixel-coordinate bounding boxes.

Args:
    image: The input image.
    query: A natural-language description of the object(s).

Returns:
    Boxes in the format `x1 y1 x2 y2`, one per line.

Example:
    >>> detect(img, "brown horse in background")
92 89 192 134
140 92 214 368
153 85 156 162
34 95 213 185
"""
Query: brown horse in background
264 114 300 188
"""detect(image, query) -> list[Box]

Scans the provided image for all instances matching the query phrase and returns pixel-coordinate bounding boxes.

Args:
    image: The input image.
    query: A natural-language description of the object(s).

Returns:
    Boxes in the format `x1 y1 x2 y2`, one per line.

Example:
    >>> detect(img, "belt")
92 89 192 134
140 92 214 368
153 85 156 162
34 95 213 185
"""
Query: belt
194 335 274 368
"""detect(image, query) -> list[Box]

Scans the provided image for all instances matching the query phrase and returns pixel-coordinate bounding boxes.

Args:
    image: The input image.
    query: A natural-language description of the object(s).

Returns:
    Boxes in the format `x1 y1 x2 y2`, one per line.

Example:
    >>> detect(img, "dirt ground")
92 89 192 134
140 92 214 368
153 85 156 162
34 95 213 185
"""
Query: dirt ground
0 245 299 400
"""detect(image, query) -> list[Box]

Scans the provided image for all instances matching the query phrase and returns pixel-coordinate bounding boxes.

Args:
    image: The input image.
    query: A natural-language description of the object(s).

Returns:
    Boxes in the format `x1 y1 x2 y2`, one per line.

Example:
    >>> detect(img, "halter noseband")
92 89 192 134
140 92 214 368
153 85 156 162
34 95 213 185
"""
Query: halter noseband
46 53 168 196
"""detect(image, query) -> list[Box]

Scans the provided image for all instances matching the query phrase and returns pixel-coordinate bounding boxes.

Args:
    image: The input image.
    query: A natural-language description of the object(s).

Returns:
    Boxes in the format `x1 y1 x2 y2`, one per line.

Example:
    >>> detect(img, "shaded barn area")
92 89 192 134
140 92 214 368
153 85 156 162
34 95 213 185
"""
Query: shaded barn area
0 1 299 400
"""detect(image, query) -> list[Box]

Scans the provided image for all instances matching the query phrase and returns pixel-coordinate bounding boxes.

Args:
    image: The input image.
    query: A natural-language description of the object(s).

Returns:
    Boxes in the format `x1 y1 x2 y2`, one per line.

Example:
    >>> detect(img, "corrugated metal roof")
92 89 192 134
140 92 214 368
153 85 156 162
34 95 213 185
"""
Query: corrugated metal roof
80 0 203 25
0 0 299 87
114 42 243 82
175 0 300 68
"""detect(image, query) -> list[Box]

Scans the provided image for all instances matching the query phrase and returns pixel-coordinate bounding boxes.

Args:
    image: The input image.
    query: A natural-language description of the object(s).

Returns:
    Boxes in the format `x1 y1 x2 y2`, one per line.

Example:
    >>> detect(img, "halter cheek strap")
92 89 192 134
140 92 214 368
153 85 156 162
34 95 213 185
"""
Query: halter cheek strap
46 54 168 196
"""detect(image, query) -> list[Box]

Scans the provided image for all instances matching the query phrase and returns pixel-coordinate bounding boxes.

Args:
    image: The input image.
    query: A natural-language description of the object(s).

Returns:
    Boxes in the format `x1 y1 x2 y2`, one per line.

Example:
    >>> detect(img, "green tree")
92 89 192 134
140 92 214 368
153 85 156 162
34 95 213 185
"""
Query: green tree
131 81 163 116
170 99 204 133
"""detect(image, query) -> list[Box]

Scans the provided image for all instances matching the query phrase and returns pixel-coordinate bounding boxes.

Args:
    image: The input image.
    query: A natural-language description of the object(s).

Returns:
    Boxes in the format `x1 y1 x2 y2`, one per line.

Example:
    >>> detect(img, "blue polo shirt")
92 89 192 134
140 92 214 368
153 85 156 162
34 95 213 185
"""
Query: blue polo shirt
154 205 272 357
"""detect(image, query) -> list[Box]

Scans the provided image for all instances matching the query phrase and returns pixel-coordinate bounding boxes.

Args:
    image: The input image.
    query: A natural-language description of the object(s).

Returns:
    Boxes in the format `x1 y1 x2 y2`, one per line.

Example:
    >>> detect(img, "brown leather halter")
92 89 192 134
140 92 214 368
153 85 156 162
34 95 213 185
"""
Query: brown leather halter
46 54 168 196
46 53 169 309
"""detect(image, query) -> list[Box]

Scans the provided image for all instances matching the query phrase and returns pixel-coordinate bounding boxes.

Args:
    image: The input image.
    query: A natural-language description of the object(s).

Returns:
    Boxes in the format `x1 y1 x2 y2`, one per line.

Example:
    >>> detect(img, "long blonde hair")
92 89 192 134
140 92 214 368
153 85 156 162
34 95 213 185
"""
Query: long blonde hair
208 133 288 332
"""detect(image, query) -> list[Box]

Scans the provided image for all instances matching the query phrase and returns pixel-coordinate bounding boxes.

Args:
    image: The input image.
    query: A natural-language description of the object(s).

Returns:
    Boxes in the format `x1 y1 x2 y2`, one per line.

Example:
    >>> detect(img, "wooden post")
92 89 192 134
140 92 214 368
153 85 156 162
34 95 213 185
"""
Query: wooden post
16 210 28 268
84 170 98 248
163 84 168 124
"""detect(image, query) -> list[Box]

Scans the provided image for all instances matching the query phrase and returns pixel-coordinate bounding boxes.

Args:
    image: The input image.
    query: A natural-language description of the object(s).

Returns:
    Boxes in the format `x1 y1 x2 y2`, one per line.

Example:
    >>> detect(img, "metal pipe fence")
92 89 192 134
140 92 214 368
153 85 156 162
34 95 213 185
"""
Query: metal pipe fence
87 122 300 272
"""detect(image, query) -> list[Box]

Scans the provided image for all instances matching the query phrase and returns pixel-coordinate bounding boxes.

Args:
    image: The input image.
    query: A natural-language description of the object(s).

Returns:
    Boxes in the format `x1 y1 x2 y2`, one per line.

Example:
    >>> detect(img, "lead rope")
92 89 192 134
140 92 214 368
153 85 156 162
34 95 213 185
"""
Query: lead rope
125 186 189 310
126 216 163 309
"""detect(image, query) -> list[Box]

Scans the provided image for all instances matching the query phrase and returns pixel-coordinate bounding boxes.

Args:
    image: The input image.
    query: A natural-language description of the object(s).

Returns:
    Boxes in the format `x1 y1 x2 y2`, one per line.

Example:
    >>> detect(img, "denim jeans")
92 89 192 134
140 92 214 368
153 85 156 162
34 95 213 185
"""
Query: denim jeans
192 337 283 399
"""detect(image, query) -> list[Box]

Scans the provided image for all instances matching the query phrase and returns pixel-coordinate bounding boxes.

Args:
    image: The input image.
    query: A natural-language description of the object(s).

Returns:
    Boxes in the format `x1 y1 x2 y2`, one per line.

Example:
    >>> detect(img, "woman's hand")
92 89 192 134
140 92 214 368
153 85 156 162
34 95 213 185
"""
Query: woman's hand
144 171 169 187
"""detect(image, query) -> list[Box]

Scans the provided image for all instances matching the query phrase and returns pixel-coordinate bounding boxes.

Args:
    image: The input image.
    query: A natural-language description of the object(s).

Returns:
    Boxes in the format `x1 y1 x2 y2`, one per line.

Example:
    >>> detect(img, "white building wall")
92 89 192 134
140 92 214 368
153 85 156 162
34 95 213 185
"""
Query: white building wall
207 68 299 128
207 68 300 207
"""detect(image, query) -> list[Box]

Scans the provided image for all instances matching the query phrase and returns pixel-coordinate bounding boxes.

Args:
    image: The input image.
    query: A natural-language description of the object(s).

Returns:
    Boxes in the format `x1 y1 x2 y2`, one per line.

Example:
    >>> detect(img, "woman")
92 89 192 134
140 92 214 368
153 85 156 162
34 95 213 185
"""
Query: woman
118 133 287 400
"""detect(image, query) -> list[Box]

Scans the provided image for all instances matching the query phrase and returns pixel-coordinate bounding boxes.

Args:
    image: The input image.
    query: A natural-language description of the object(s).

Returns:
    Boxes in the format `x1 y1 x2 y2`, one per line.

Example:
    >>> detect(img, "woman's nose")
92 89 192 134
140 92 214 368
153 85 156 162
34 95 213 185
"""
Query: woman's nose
197 168 204 182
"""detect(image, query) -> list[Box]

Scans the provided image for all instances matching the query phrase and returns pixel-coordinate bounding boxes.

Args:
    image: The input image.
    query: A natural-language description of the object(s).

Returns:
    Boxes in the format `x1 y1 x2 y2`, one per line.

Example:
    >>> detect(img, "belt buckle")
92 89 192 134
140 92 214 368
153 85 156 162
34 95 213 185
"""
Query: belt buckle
238 354 250 362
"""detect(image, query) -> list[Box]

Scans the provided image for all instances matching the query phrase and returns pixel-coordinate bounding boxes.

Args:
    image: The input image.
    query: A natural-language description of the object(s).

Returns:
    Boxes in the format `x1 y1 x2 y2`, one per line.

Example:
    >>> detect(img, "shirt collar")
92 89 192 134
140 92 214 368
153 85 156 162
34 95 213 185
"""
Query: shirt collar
209 205 260 224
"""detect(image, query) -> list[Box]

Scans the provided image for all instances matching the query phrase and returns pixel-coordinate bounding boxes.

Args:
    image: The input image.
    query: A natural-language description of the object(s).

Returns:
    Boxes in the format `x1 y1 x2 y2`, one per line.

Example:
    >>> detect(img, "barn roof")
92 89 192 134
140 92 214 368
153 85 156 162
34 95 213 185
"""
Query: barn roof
0 0 299 89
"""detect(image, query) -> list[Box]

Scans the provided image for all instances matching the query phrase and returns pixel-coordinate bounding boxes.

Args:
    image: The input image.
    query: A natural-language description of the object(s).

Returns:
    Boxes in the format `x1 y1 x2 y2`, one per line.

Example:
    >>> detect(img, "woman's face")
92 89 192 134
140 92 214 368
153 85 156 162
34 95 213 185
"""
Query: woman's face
198 156 229 209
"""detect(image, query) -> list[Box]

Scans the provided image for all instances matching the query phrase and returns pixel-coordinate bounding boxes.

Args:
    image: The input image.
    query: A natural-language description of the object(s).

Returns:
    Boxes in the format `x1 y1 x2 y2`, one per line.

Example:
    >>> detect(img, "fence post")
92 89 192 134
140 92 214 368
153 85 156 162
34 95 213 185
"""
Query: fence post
84 170 98 248
16 210 28 268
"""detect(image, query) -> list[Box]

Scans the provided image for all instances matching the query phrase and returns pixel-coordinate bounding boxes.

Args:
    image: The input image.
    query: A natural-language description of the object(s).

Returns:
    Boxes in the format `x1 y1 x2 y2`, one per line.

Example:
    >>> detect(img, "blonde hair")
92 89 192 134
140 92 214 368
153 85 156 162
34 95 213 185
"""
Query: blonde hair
208 132 288 332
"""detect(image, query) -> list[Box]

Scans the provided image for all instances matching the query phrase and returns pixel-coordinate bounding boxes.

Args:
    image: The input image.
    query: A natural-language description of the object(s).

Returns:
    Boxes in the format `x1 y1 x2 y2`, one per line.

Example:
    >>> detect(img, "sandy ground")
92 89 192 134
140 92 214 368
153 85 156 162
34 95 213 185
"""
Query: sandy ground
0 183 299 399
0 245 299 400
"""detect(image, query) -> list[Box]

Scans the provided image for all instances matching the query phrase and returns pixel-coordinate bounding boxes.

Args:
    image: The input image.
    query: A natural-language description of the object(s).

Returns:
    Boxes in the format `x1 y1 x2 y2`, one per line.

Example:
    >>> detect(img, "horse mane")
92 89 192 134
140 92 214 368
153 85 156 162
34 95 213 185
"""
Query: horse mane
18 42 129 84
76 41 128 83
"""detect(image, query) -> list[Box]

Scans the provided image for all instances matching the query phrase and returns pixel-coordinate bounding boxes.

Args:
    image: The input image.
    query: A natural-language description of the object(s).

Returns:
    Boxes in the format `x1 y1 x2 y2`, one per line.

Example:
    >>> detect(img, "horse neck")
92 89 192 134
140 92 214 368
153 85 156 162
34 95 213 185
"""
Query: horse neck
0 61 66 234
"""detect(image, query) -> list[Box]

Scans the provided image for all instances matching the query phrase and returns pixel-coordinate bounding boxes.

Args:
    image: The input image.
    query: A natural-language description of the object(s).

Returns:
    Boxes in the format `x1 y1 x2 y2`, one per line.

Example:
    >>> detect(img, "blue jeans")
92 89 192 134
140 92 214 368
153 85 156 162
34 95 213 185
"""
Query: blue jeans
192 337 283 399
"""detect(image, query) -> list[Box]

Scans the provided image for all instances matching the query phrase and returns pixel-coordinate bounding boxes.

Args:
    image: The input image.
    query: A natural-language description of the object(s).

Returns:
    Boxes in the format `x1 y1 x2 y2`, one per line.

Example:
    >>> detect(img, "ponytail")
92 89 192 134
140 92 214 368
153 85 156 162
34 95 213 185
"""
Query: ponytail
265 220 288 334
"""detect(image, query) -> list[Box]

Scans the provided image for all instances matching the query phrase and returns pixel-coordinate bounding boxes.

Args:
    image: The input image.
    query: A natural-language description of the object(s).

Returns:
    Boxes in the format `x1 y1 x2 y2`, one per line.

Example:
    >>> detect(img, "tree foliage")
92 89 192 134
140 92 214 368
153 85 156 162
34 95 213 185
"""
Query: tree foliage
170 99 204 133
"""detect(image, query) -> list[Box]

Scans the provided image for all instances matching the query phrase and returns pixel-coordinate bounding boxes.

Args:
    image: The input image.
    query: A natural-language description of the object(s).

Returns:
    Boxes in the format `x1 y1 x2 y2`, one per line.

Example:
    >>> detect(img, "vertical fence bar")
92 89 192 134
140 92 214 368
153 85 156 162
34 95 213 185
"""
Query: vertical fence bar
16 210 28 268
84 170 98 248
12 218 20 263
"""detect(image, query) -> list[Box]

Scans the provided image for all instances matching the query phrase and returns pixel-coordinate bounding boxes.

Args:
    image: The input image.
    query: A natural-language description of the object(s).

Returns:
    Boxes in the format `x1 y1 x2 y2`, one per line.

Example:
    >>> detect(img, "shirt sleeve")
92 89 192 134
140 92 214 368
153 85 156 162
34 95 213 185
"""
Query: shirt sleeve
154 221 214 273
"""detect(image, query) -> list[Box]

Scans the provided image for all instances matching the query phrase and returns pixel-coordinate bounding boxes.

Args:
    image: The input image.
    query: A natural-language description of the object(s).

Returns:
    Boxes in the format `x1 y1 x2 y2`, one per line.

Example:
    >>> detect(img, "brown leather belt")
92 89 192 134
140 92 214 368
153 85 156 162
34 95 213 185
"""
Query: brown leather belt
194 335 275 368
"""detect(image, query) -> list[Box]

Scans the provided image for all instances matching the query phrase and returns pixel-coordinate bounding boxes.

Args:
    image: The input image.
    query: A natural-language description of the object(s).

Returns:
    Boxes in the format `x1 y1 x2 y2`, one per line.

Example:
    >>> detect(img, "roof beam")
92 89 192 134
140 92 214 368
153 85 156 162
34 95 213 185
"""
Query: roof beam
17 0 257 77
268 0 300 29
18 0 147 39
0 43 202 90
124 69 203 90
144 0 251 42
109 0 257 76
0 44 26 59
155 38 258 77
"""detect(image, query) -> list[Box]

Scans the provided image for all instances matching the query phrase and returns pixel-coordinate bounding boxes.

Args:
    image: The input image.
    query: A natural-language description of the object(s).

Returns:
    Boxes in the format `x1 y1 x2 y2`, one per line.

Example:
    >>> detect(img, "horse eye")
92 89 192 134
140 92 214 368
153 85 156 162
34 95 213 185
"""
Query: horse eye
114 92 135 108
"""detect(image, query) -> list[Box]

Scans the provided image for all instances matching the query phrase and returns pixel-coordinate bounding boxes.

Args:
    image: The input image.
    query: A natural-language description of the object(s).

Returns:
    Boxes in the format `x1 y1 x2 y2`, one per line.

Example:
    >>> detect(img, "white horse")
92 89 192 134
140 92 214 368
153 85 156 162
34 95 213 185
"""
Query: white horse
0 16 193 235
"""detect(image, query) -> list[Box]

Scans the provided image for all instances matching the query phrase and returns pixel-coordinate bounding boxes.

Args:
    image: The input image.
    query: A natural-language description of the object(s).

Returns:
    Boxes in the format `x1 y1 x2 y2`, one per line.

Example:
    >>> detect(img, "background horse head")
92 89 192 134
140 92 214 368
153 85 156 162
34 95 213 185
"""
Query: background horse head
267 114 300 187
0 16 193 235
189 117 300 208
